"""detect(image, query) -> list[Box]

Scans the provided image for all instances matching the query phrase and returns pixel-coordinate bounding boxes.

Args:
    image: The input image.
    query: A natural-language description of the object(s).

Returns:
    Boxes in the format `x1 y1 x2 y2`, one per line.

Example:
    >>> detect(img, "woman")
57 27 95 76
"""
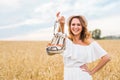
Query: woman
56 12 111 80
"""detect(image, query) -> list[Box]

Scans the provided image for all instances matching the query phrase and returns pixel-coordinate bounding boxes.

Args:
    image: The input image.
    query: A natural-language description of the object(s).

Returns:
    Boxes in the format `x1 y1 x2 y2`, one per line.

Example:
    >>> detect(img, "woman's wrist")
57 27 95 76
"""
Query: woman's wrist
89 70 95 75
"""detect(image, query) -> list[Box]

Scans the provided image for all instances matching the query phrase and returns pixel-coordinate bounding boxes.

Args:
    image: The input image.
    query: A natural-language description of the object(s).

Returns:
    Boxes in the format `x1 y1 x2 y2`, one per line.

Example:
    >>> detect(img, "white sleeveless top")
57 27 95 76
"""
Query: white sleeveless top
61 38 107 67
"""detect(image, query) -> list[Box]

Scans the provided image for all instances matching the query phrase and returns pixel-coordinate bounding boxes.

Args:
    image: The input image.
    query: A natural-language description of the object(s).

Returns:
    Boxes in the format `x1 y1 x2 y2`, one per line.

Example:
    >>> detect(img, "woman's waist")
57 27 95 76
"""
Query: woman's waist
64 65 90 75
64 62 85 67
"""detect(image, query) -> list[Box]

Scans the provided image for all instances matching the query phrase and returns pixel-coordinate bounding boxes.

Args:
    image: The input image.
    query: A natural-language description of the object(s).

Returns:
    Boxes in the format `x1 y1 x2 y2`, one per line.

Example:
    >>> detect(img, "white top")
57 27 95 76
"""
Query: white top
61 38 107 67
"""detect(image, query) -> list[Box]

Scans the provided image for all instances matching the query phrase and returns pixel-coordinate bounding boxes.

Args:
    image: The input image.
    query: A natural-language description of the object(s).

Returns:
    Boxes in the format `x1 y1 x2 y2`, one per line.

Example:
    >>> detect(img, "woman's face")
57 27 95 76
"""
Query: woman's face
70 18 82 36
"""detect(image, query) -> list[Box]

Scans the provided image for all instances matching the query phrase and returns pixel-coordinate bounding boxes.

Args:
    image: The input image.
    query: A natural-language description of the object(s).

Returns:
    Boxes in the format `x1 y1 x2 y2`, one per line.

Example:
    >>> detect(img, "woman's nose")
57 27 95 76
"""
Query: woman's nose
74 24 78 28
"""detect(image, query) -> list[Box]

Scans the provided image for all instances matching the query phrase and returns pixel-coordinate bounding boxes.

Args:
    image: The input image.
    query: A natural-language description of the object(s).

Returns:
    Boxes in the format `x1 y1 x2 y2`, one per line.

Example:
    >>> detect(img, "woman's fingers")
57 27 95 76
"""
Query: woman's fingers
80 64 91 73
56 12 65 24
56 12 60 18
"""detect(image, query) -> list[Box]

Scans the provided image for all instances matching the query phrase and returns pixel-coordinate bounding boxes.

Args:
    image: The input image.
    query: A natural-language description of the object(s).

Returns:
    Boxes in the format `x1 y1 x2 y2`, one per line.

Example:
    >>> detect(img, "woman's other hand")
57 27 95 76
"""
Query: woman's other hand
56 12 65 24
80 64 92 75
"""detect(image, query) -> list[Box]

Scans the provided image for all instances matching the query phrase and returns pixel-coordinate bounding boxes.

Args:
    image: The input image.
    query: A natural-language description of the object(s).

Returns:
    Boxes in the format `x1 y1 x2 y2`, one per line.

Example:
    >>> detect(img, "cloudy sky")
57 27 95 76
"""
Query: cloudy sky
0 0 120 41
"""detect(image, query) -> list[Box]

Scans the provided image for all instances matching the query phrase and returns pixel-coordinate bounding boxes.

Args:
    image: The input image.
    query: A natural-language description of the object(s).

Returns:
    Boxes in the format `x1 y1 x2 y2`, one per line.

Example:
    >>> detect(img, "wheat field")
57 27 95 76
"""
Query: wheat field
0 40 120 80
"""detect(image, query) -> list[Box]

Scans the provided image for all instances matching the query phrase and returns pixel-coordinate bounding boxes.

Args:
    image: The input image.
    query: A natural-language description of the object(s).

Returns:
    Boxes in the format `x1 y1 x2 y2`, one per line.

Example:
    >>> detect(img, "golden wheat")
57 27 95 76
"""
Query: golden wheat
0 40 120 80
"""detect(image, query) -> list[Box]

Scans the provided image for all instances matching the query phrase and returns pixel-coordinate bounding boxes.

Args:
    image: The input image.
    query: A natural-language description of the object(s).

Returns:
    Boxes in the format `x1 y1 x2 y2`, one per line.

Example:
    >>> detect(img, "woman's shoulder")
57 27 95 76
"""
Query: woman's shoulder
89 38 95 43
87 38 95 45
66 36 72 41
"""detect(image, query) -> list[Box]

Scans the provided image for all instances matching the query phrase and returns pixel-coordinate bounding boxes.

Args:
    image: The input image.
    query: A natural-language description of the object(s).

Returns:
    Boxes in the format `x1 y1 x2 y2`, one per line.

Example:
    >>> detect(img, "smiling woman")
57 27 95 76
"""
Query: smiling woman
50 12 111 80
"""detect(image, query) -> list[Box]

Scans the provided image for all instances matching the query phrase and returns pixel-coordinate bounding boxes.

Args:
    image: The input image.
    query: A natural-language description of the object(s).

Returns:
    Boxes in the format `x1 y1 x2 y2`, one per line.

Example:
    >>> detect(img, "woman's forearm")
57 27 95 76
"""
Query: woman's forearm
90 55 111 75
58 23 65 33
56 13 65 33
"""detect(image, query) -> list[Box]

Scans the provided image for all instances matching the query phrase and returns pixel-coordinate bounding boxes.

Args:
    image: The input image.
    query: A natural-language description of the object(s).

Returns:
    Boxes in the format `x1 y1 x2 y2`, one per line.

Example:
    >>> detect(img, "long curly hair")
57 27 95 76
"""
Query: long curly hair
67 15 91 44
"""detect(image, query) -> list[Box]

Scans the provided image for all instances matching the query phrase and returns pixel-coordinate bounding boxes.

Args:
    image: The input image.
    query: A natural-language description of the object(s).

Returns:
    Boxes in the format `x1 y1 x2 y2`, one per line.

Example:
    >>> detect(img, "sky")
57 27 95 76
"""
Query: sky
0 0 120 41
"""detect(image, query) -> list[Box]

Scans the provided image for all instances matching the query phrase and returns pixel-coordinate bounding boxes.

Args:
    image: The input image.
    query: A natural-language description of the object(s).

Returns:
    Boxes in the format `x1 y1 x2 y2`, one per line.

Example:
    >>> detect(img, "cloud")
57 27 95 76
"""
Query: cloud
1 27 53 41
0 0 21 12
0 0 20 7
34 2 55 13
0 18 46 29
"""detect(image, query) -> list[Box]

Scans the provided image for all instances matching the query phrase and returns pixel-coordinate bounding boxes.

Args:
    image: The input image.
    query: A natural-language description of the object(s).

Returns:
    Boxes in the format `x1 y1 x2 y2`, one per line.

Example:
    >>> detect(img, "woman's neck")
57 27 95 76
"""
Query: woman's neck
72 34 91 45
73 34 81 43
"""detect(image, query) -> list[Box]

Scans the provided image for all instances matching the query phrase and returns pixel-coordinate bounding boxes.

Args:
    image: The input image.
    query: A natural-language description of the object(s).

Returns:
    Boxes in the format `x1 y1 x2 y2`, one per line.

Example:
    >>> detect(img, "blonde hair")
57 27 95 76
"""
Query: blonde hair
67 15 91 44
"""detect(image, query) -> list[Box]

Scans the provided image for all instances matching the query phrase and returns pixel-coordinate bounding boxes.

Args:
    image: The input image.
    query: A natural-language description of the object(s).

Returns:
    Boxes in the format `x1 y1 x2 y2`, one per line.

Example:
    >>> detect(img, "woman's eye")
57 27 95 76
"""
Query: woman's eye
71 23 81 26
77 24 81 26
72 24 75 26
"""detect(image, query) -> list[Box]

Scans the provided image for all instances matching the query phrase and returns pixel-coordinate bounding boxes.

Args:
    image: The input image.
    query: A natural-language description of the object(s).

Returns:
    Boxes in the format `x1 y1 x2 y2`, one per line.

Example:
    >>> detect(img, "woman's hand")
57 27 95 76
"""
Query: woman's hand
56 12 65 33
56 12 65 24
80 64 92 75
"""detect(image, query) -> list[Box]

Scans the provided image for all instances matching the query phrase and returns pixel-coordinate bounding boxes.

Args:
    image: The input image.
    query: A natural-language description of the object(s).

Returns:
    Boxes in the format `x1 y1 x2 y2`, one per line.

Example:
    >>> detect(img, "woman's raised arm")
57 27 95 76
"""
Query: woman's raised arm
56 12 65 33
